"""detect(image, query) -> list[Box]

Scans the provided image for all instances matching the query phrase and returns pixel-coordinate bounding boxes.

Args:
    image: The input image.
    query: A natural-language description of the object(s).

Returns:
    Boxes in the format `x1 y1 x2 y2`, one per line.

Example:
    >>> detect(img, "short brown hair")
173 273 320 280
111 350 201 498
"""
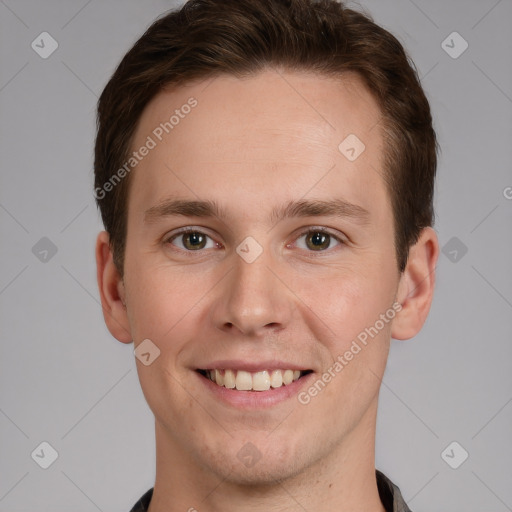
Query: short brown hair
94 0 438 276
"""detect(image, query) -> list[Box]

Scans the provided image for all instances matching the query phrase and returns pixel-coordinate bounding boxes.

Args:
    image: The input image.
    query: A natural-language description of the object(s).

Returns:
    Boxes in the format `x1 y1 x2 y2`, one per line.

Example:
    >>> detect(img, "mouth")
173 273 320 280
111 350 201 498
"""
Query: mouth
196 368 313 392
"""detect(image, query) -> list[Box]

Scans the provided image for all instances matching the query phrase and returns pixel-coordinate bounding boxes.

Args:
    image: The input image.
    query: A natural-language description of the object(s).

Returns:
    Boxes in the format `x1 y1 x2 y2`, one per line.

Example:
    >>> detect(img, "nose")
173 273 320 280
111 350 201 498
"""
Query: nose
209 244 294 338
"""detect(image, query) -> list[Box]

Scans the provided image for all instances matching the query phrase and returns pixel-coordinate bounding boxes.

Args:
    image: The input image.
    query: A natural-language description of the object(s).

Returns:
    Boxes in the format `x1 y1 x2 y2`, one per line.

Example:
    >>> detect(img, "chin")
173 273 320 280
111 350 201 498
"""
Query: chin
214 459 305 487
198 436 312 487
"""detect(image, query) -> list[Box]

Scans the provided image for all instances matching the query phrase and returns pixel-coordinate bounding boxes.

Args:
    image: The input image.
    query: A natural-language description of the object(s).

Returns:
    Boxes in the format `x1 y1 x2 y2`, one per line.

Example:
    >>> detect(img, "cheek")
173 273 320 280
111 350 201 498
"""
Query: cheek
298 272 393 420
296 266 392 349
123 261 203 343
125 265 208 419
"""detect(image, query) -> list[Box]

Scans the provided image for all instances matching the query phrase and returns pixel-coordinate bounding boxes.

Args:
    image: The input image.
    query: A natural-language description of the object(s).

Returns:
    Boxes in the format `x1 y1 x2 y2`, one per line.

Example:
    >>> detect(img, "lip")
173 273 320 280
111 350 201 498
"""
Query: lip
194 368 315 409
195 359 311 372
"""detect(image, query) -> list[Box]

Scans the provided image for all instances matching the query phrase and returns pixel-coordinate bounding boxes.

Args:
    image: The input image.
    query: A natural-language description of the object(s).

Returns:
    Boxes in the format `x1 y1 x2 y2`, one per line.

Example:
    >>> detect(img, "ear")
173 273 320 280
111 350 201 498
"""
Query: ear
391 227 439 340
95 231 132 343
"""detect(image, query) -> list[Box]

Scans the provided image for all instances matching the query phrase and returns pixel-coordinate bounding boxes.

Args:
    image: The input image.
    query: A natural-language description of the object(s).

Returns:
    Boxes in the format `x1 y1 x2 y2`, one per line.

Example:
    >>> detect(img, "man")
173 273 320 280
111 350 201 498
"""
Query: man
94 0 439 510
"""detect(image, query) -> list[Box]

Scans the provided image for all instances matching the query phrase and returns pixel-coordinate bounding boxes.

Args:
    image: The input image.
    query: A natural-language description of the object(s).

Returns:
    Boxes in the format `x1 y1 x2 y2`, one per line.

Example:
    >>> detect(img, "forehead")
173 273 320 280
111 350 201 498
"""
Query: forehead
127 69 389 226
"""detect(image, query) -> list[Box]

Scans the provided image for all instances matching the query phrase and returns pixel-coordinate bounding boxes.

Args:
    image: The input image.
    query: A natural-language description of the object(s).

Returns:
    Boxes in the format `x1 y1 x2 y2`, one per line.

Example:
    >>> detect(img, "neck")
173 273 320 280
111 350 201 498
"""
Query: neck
148 399 386 512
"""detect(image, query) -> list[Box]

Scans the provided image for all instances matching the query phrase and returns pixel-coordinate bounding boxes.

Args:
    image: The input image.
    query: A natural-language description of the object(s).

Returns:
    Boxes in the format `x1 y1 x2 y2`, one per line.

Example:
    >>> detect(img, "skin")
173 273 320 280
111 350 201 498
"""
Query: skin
96 69 439 511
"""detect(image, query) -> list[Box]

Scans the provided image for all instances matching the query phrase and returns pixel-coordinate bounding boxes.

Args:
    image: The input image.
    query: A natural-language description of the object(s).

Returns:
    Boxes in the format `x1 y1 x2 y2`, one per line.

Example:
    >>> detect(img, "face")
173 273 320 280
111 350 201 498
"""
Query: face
112 69 408 484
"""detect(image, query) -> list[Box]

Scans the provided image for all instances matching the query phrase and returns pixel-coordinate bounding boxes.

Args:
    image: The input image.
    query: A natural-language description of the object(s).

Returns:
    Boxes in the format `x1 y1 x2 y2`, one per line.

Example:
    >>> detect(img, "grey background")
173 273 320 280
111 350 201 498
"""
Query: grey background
1 0 511 511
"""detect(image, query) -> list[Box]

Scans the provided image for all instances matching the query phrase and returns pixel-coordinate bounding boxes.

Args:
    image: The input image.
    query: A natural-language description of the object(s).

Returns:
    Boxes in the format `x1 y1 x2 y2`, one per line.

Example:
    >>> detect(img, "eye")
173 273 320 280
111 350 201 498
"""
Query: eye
294 228 344 252
165 228 218 251
164 226 345 254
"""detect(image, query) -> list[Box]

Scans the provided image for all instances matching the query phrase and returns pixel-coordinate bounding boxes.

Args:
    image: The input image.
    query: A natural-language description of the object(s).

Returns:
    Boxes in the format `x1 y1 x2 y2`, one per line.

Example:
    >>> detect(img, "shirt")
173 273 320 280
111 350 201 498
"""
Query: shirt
129 469 412 511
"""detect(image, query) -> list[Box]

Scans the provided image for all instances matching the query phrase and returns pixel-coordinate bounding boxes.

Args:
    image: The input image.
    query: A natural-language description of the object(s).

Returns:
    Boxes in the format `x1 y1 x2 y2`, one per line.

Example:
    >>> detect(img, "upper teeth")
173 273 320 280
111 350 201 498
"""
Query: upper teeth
205 369 303 391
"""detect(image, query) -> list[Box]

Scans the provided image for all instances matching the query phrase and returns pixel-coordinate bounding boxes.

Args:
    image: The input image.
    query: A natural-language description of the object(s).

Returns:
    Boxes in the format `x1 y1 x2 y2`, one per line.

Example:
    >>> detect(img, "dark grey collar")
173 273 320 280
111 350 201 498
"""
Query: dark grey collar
129 469 412 512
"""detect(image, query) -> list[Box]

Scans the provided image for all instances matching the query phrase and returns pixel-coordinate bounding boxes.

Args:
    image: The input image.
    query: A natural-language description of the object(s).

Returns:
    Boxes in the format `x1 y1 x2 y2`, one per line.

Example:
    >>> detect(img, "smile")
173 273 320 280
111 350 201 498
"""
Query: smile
196 369 313 392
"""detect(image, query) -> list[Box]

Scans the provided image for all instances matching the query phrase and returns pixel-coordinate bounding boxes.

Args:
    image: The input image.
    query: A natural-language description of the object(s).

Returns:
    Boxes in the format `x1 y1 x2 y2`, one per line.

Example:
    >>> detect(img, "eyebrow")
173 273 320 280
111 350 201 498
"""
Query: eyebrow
143 196 370 226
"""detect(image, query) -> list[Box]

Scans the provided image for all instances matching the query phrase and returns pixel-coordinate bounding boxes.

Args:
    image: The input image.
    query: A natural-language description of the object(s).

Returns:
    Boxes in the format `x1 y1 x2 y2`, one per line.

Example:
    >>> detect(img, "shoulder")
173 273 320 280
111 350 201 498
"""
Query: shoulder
376 470 413 512
128 487 153 512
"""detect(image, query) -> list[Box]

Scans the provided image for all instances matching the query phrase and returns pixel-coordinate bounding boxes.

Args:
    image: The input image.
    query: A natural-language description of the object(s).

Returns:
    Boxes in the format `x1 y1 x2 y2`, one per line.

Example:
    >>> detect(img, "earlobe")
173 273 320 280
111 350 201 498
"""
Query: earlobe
391 227 439 340
95 231 132 343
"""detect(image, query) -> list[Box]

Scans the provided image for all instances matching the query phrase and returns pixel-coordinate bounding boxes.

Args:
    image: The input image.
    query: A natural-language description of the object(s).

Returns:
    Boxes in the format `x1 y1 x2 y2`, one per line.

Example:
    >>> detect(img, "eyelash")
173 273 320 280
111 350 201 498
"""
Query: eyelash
163 226 346 255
